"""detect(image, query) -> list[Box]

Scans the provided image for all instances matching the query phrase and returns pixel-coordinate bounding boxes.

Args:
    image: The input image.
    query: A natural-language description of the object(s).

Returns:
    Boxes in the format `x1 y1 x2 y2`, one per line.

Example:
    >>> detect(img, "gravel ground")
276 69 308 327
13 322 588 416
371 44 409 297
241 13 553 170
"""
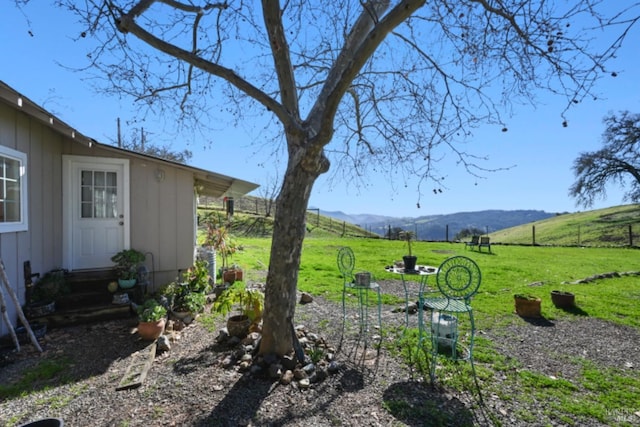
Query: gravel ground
1 278 639 427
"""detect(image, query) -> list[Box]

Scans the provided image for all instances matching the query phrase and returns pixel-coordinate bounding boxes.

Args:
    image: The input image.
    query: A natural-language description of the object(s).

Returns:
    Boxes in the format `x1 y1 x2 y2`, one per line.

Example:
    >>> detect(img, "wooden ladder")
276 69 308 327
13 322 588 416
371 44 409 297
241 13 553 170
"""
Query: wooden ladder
0 259 43 352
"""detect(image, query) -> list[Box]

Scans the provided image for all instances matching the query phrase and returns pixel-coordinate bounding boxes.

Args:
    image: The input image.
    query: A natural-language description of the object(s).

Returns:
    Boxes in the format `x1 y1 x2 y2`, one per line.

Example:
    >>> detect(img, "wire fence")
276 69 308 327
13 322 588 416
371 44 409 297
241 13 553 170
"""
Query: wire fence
491 223 640 247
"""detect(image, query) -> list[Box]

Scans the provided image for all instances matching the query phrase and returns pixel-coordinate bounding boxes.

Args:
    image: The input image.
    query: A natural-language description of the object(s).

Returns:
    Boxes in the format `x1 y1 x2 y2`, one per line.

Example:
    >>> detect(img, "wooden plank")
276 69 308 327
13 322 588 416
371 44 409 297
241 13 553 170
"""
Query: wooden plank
116 342 157 391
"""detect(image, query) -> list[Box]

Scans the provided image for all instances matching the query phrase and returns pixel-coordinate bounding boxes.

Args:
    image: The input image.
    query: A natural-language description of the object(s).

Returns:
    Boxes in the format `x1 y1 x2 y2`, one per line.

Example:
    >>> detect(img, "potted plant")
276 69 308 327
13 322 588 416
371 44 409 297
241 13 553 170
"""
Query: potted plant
212 282 264 337
399 230 418 271
514 294 542 318
111 249 146 289
551 290 575 308
204 222 240 284
136 298 167 340
26 269 69 317
161 260 211 318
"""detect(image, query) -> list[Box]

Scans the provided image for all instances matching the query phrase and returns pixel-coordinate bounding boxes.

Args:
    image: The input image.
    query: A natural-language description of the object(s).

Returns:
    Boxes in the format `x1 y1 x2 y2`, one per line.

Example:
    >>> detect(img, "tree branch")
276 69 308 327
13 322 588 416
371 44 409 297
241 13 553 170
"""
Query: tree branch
115 6 294 127
262 0 301 125
309 0 424 142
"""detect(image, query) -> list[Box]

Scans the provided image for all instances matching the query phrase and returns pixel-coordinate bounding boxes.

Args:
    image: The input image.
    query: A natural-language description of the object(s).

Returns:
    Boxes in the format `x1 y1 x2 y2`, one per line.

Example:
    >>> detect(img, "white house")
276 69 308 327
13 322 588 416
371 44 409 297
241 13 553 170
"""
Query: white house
0 80 258 336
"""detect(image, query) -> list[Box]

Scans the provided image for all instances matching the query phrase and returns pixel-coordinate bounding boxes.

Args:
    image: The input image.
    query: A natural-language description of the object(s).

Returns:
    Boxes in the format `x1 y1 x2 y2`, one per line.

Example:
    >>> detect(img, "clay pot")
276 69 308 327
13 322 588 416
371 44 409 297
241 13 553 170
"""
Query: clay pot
551 290 575 308
514 295 542 318
222 269 237 285
226 314 251 337
137 319 166 340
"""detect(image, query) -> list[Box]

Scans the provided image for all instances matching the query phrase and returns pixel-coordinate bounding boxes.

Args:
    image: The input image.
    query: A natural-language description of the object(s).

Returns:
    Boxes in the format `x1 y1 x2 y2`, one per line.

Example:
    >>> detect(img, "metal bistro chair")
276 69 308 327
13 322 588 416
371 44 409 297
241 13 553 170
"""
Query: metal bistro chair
418 256 481 383
338 247 381 343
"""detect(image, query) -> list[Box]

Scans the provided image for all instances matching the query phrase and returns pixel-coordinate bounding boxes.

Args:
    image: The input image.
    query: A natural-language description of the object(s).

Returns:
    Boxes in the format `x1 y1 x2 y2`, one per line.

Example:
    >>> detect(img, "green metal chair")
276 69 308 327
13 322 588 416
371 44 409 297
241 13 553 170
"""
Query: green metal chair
337 247 381 343
418 255 481 383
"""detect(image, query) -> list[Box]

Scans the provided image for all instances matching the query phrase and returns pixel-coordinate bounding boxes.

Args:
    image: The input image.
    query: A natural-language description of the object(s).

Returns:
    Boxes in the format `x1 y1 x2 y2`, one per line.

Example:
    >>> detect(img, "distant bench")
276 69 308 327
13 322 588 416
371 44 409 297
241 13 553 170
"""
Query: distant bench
464 235 479 250
478 236 491 253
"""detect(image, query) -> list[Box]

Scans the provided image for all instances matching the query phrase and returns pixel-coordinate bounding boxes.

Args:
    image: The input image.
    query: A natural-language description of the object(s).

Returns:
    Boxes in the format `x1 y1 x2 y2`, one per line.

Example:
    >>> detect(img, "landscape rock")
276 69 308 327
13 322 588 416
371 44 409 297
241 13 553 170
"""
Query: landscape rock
299 292 313 304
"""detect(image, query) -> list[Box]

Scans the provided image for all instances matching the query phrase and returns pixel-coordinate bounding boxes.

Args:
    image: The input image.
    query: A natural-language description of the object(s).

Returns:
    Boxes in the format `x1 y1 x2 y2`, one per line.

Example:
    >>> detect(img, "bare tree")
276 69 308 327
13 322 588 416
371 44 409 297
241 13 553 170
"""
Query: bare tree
570 111 640 207
19 1 639 357
114 124 193 164
258 173 280 217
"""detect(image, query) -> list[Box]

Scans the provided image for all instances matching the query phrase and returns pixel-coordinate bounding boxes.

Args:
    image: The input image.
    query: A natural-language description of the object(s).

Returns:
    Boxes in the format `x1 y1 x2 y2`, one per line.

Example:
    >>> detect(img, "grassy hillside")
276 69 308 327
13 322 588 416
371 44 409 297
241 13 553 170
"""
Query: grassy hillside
197 205 377 239
200 196 640 247
489 204 640 247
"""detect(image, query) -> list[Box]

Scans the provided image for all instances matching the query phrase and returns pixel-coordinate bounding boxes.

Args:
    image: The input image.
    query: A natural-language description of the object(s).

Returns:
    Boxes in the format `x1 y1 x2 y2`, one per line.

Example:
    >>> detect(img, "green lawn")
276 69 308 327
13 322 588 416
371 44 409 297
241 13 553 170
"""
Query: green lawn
233 237 640 329
230 236 640 426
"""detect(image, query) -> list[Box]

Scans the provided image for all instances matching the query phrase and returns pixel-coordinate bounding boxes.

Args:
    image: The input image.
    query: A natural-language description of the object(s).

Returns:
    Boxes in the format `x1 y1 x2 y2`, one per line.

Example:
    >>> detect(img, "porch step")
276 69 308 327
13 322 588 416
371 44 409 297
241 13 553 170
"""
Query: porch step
64 269 118 294
33 302 135 329
56 291 113 309
27 269 141 329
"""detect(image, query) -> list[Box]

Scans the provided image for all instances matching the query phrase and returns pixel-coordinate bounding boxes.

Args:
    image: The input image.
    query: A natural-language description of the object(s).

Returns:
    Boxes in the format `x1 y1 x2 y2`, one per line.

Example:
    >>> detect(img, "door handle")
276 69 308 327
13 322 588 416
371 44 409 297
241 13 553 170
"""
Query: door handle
119 221 124 226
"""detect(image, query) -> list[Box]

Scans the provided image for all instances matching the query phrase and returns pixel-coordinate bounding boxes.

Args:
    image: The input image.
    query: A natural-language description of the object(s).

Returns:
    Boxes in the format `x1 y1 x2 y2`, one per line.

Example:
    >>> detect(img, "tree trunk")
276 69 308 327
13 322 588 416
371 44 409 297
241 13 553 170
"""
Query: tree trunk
258 146 323 357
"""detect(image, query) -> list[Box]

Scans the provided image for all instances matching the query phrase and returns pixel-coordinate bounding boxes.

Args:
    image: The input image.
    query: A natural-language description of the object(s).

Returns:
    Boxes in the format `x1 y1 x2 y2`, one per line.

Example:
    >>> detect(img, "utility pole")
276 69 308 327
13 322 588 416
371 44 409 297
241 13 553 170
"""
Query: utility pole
117 118 122 147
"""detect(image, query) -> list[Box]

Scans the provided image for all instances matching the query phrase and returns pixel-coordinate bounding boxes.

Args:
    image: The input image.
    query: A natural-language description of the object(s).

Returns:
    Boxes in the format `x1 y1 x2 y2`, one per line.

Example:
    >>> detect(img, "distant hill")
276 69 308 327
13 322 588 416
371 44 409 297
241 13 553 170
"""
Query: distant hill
489 204 640 246
318 209 555 240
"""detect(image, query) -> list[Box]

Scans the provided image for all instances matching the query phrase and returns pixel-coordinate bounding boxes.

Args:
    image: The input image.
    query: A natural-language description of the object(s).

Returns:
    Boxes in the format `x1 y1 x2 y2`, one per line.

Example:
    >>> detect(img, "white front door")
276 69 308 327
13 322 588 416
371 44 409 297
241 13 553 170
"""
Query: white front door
63 156 130 270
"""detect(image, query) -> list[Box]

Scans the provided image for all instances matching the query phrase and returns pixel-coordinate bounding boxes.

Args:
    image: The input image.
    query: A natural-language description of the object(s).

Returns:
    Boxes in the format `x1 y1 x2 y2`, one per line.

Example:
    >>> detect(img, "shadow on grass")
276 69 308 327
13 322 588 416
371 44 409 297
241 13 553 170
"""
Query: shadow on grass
382 381 477 426
518 315 555 327
559 305 589 316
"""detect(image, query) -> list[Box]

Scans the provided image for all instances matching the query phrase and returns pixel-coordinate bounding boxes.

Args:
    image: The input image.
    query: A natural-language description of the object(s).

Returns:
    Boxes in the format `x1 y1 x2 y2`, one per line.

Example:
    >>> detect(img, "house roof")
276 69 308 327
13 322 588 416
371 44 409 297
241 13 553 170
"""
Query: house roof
0 80 259 198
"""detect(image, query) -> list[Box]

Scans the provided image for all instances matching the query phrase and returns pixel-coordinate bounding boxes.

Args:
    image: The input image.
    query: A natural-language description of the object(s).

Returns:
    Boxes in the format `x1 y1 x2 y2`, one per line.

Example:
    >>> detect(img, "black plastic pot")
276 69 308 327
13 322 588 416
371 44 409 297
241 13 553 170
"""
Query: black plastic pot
17 418 63 427
402 255 418 272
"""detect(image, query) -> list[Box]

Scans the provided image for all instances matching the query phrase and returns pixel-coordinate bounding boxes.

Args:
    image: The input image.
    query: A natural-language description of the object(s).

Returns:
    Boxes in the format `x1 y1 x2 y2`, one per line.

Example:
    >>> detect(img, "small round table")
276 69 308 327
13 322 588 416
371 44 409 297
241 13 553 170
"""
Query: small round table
385 265 438 327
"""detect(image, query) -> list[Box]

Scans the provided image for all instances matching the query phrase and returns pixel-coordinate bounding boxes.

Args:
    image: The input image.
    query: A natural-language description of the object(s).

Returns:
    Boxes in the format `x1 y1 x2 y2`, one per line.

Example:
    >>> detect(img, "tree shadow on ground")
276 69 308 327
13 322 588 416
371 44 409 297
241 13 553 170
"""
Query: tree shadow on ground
190 360 371 426
0 318 150 399
382 381 478 426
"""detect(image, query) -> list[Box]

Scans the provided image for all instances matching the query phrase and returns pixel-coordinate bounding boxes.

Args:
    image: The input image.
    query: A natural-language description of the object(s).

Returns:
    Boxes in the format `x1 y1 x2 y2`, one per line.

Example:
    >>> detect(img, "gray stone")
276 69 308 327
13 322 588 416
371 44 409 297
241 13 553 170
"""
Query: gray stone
328 361 340 374
269 363 283 378
282 354 297 370
293 368 307 380
157 335 171 352
280 370 294 385
298 378 311 388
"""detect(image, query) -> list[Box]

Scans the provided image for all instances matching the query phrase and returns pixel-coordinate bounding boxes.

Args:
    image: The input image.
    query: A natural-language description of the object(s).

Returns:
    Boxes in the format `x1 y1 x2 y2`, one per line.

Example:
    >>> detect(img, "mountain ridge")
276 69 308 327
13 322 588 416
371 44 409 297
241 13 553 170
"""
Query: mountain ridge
317 209 556 240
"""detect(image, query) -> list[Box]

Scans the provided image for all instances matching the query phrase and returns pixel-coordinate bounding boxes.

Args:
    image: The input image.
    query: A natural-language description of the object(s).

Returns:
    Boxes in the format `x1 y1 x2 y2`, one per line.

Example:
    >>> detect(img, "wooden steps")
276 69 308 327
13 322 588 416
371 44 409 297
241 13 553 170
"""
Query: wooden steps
27 269 141 328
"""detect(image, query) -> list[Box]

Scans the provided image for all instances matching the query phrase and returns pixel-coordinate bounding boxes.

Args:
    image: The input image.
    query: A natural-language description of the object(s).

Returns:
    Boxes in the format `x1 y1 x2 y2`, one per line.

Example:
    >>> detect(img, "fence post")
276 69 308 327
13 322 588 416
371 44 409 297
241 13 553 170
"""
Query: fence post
532 225 536 246
629 224 633 247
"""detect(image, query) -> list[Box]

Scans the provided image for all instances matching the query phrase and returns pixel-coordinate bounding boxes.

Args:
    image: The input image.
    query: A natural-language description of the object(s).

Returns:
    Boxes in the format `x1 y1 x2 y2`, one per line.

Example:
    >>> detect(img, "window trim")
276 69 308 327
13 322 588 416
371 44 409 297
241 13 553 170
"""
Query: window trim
0 145 28 233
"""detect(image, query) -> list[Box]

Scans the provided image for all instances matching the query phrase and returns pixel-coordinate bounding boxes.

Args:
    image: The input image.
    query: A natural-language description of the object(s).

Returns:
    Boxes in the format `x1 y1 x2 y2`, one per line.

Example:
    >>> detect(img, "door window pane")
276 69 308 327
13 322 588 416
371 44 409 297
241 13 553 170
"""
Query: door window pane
80 169 118 218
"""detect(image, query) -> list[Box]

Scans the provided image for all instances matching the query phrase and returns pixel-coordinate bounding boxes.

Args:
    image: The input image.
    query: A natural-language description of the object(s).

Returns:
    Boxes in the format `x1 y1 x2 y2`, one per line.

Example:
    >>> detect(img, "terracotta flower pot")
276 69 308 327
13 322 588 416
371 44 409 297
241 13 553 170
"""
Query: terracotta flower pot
222 269 237 285
551 290 575 308
514 295 542 318
137 319 166 340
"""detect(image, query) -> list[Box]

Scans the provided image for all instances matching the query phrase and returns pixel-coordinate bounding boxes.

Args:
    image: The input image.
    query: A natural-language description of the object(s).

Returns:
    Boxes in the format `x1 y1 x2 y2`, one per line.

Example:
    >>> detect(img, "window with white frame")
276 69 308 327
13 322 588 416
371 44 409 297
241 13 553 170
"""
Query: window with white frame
0 146 28 233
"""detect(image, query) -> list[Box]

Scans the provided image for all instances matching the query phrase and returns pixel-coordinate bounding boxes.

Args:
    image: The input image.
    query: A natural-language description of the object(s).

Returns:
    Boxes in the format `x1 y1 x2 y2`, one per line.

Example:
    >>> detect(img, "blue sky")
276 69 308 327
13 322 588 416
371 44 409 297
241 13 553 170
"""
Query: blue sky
2 3 639 217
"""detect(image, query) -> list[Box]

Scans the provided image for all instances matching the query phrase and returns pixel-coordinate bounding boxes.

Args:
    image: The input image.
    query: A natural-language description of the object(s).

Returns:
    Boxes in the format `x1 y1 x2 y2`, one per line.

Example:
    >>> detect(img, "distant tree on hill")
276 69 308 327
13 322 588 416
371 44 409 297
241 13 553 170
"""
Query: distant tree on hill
569 111 640 207
386 227 404 240
113 124 192 164
455 227 485 240
258 173 281 217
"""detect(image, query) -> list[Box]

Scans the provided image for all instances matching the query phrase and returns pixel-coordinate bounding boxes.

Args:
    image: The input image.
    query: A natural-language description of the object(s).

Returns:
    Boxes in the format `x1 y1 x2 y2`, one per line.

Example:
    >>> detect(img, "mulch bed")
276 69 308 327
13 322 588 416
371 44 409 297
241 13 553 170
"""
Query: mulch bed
1 280 639 426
